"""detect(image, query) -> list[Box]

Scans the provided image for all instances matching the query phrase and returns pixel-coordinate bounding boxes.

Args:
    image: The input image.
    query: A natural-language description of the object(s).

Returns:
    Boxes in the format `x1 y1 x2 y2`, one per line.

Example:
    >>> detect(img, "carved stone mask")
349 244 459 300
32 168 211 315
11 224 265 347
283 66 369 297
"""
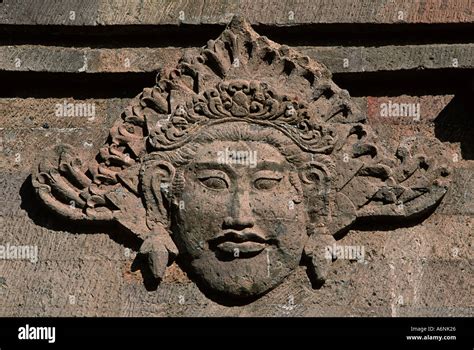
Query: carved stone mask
31 16 451 303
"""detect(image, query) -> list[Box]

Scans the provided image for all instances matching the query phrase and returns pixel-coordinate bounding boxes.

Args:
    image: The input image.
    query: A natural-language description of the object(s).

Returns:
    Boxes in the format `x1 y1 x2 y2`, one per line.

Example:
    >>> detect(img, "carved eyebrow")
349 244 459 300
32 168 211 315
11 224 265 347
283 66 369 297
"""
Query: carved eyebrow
193 161 284 174
252 170 283 179
193 162 237 177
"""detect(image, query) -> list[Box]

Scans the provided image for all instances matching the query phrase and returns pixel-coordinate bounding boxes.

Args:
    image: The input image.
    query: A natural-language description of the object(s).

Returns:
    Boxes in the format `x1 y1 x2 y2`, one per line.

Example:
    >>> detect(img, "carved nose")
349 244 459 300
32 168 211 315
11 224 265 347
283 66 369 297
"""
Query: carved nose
223 191 255 230
223 216 255 230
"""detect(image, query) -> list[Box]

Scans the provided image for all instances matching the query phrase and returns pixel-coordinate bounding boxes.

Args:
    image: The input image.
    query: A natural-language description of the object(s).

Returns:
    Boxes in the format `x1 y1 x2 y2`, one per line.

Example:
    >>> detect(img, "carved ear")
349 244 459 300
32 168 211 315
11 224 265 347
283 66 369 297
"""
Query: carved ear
300 159 335 288
139 159 179 281
299 159 333 223
140 158 176 230
300 161 331 189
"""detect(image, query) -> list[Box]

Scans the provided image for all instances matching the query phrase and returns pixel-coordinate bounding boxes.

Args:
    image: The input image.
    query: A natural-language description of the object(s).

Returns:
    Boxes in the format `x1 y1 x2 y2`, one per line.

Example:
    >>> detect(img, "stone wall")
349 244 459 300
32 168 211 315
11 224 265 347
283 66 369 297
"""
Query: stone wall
0 0 472 316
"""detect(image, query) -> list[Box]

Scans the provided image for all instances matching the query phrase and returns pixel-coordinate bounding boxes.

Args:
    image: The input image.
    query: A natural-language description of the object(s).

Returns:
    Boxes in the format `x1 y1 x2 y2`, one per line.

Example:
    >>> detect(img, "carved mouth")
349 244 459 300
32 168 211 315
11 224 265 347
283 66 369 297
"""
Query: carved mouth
209 231 271 258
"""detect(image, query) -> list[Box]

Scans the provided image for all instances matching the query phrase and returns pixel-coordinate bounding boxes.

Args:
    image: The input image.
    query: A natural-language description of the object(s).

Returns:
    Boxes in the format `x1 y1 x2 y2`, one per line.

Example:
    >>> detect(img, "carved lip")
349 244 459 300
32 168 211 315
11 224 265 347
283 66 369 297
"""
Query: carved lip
209 231 270 257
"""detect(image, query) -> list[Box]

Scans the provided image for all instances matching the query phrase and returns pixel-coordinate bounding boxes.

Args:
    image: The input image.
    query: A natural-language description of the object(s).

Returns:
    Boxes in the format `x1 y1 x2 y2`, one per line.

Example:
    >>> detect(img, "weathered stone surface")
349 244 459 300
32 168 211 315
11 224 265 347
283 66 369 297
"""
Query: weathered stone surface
24 16 457 305
0 260 123 316
0 5 472 317
0 98 129 171
1 44 472 73
437 167 474 215
97 0 239 26
0 46 185 73
300 44 474 73
367 95 455 124
0 127 110 171
1 0 472 25
0 98 129 128
238 0 474 25
0 0 99 26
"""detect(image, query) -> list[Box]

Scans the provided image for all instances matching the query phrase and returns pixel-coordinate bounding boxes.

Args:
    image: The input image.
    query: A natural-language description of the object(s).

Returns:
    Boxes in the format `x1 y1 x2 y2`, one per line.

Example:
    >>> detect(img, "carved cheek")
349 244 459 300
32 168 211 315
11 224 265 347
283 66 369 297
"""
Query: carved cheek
176 175 232 244
250 179 301 221
248 181 308 250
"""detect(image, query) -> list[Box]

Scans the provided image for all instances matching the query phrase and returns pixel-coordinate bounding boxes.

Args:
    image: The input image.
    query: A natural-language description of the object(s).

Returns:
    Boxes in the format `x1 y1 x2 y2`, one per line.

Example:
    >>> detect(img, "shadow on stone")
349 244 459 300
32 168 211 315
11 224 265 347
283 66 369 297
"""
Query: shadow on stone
331 199 444 241
130 255 160 292
434 91 474 160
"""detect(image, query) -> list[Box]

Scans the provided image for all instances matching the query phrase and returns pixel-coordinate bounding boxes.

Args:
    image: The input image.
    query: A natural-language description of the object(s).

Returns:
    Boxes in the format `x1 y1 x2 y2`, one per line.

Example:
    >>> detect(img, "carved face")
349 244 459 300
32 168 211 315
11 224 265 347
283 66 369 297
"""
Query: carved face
167 138 309 299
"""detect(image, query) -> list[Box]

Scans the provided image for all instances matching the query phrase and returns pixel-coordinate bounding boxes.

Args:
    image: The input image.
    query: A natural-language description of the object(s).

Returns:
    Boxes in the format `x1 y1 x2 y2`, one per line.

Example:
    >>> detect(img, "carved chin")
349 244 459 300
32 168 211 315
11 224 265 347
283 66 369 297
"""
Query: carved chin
188 248 300 299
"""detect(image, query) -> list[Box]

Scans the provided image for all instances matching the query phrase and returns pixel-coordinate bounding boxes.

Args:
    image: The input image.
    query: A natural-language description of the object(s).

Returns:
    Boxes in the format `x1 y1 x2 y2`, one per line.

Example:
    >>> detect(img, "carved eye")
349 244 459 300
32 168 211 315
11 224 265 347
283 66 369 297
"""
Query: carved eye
199 176 229 190
254 178 281 190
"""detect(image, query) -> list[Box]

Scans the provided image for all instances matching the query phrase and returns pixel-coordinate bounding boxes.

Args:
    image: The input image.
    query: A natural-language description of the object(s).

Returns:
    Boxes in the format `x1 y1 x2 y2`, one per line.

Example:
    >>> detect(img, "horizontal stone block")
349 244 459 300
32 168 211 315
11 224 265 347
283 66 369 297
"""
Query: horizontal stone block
97 0 239 26
0 97 129 128
0 44 472 74
300 44 474 73
238 0 474 25
0 0 99 26
0 46 184 73
1 0 472 25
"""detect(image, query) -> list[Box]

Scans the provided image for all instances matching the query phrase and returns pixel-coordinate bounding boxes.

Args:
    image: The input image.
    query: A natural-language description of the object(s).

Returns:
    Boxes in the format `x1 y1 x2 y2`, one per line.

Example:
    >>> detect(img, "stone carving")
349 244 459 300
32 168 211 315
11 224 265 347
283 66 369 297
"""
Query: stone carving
31 16 451 302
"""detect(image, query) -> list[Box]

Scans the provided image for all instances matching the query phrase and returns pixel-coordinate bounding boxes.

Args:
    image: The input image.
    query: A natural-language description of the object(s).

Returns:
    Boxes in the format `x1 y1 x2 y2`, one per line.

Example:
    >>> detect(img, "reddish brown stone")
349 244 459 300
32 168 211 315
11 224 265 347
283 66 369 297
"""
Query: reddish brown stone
30 17 453 303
